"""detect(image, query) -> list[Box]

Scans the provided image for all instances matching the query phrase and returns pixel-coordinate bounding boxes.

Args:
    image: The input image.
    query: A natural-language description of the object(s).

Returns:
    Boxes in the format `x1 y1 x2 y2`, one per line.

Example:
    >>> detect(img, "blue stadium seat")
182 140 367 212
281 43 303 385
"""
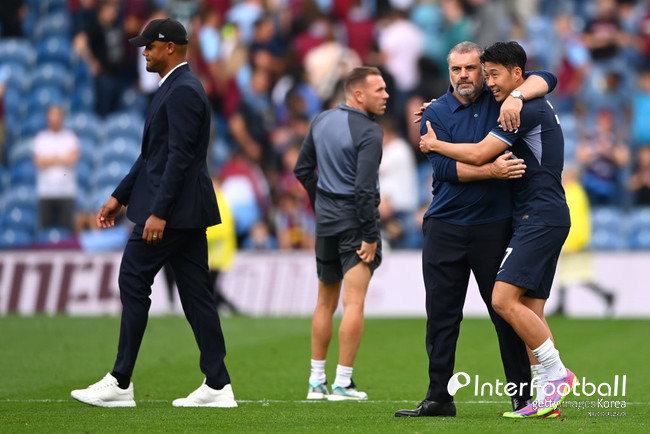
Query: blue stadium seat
9 161 37 187
29 63 72 95
98 137 140 166
7 139 33 167
3 86 27 141
629 207 650 228
33 11 72 42
590 207 627 250
589 206 626 250
36 36 73 68
1 185 37 210
19 111 48 139
91 186 118 211
70 84 97 114
26 85 66 116
0 38 36 69
76 187 93 212
119 88 149 116
65 112 103 142
92 161 131 190
35 227 75 245
629 228 650 250
77 137 97 167
104 112 144 142
0 228 34 249
591 206 623 229
41 0 70 15
1 62 30 94
627 207 650 250
0 205 38 234
77 160 93 191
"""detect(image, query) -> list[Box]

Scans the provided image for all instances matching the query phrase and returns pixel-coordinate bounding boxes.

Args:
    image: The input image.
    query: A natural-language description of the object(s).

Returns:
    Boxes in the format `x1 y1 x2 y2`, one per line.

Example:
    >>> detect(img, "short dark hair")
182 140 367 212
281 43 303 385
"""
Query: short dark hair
447 41 482 64
344 66 382 93
480 41 527 73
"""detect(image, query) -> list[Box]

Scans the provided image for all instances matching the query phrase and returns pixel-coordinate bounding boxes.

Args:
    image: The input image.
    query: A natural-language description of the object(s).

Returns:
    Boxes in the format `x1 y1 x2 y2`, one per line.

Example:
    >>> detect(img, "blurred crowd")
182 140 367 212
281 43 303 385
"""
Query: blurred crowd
1 0 650 251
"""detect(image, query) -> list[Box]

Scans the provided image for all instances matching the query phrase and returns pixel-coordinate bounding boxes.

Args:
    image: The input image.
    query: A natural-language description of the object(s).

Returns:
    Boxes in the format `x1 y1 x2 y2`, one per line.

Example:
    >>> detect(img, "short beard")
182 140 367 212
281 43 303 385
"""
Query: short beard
454 82 479 99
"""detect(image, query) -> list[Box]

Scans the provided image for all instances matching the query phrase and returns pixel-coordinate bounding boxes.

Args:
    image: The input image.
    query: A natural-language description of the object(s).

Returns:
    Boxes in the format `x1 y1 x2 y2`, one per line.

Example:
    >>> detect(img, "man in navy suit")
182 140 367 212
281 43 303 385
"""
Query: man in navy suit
71 18 237 408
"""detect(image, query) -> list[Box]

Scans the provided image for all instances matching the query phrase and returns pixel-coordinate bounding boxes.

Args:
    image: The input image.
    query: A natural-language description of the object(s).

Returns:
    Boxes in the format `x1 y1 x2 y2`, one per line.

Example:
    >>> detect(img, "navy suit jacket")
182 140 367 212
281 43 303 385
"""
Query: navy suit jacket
112 64 220 229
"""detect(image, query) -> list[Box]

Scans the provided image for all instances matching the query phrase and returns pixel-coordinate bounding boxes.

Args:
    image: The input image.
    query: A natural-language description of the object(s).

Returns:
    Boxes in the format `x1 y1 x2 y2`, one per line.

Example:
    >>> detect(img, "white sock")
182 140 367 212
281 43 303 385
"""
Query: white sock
531 338 567 381
334 364 353 388
531 364 548 403
309 359 326 385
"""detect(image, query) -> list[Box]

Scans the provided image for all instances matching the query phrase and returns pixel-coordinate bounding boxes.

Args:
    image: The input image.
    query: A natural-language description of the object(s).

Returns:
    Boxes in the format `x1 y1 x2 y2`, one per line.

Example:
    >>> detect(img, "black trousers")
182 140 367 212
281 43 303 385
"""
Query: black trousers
422 217 531 402
113 226 231 389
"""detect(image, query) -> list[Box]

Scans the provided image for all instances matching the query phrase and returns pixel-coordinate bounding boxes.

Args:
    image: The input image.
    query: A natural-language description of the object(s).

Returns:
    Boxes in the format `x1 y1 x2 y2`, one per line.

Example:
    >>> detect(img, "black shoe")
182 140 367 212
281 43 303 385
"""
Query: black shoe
395 400 456 417
511 397 532 411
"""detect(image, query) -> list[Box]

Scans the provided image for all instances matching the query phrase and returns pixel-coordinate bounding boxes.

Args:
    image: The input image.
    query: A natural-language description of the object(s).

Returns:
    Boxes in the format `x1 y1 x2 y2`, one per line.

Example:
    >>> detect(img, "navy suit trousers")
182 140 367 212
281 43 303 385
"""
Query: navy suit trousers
421 217 531 402
113 226 230 388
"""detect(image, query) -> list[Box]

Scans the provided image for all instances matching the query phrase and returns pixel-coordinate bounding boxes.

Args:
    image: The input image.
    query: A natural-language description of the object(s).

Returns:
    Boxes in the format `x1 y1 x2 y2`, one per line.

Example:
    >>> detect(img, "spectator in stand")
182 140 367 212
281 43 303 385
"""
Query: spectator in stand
228 66 278 172
638 0 650 68
377 115 419 249
32 105 80 233
580 0 635 128
273 143 315 250
303 17 362 104
548 12 590 113
628 146 650 206
409 0 445 66
71 0 100 38
340 1 376 64
575 109 630 206
377 8 424 116
74 0 130 117
0 0 26 37
630 68 650 148
241 220 277 249
464 0 510 48
249 14 284 78
225 0 264 46
440 0 474 67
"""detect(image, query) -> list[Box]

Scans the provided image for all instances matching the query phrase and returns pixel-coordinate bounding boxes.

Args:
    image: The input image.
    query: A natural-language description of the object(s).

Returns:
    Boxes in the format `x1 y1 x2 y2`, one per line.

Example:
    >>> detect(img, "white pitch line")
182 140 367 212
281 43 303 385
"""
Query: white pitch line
2 399 649 405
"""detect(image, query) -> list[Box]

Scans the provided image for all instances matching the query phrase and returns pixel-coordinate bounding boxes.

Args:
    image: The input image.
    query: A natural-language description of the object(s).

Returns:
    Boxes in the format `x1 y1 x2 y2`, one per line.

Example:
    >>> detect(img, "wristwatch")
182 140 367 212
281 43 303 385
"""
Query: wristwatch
510 90 525 102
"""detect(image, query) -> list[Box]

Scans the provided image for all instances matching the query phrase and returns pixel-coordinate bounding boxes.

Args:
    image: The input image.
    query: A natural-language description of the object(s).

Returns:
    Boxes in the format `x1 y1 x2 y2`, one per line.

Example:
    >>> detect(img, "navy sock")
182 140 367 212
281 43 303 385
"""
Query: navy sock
205 379 226 390
111 371 130 389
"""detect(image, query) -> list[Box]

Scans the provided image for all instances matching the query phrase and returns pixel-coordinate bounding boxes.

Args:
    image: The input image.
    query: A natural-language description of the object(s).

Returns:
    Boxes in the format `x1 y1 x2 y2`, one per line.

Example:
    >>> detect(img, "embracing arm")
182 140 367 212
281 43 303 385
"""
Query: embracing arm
499 71 557 131
457 153 525 181
420 120 509 166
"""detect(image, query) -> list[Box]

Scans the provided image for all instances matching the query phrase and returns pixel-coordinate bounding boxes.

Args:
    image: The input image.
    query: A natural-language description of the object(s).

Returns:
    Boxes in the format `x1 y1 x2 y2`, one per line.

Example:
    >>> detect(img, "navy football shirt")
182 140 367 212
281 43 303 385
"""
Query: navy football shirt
489 97 571 227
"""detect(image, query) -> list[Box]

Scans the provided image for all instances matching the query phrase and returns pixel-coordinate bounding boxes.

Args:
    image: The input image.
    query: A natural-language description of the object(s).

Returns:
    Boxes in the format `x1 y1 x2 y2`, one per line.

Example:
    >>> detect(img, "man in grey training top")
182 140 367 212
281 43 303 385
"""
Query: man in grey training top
294 66 389 401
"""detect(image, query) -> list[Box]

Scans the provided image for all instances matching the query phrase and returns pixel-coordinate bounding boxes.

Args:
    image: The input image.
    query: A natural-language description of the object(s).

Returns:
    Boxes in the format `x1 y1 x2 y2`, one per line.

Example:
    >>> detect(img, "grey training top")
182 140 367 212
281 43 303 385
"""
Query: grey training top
294 104 383 242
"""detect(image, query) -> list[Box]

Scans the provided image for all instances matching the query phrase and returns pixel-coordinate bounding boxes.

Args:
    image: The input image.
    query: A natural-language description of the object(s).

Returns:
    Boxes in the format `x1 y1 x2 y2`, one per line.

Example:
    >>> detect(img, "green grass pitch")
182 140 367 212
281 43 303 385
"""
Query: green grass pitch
0 315 648 432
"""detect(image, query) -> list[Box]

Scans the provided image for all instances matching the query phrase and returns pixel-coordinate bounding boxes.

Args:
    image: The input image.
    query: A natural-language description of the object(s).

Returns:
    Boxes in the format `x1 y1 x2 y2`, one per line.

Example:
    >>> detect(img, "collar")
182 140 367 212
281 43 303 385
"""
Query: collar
446 82 491 112
159 61 188 87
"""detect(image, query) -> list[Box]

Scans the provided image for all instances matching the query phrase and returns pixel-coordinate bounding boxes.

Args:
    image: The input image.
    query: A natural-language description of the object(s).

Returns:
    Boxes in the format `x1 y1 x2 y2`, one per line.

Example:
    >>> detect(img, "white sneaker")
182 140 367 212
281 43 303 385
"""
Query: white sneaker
71 373 136 407
328 380 368 401
172 381 237 408
306 381 329 399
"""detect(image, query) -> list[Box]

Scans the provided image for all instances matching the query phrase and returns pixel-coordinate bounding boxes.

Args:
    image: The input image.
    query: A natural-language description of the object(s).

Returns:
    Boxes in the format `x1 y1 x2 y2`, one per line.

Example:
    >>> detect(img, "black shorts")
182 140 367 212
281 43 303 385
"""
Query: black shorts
496 224 569 299
315 229 382 284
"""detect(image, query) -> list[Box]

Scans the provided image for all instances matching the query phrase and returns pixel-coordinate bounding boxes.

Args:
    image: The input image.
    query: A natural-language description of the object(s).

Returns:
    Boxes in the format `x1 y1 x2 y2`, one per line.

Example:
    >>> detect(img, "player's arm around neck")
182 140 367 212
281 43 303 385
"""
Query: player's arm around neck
500 74 551 131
